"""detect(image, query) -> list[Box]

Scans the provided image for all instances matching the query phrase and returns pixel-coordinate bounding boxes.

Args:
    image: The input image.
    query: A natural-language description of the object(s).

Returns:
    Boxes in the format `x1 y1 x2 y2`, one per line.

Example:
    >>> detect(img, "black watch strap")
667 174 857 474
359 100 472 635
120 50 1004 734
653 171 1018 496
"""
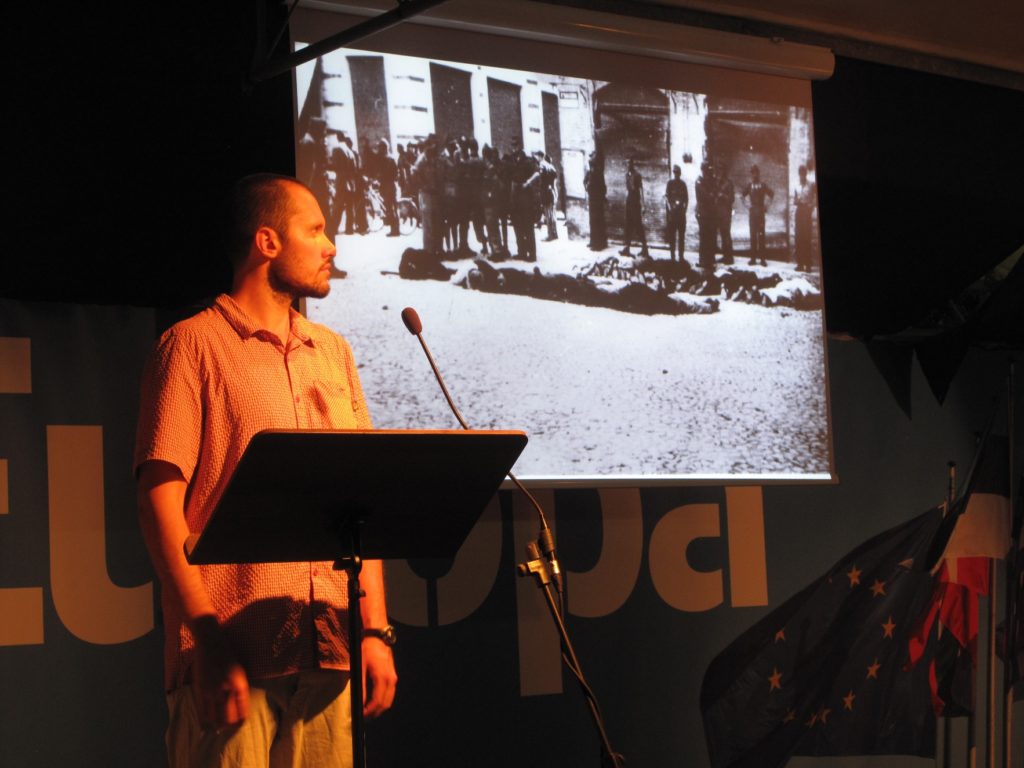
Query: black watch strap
363 625 397 647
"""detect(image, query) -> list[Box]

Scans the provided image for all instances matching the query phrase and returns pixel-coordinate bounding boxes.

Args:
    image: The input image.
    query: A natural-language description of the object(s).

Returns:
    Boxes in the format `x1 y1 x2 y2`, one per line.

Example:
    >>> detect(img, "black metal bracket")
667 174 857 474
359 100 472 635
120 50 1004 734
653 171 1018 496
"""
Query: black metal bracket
249 0 452 86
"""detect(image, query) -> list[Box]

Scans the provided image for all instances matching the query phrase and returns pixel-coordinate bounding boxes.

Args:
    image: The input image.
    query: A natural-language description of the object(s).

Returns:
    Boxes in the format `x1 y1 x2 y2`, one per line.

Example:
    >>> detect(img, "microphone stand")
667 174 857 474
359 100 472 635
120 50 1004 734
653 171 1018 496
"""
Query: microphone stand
518 542 624 768
401 307 623 767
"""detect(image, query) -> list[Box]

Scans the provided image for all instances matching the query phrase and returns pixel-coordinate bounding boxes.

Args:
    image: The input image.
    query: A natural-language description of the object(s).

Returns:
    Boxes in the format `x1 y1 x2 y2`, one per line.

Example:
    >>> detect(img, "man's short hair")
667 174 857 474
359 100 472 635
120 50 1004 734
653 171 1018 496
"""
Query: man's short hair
226 173 310 267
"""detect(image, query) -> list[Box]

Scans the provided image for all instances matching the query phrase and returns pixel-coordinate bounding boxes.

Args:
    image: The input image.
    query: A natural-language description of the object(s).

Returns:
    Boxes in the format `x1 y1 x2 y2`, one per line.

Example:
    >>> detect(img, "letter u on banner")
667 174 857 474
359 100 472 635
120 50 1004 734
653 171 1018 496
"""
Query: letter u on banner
47 425 153 644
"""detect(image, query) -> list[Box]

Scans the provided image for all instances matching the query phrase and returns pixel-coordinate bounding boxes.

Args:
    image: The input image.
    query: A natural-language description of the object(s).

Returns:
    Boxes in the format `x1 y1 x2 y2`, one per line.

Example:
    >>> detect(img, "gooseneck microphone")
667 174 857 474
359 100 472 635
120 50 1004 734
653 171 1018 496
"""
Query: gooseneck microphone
402 307 622 768
400 306 564 596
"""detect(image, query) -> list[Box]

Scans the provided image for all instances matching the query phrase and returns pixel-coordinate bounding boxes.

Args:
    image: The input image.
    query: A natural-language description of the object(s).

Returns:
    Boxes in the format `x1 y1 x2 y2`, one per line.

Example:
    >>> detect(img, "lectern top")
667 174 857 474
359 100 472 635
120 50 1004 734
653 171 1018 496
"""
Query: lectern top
184 428 528 565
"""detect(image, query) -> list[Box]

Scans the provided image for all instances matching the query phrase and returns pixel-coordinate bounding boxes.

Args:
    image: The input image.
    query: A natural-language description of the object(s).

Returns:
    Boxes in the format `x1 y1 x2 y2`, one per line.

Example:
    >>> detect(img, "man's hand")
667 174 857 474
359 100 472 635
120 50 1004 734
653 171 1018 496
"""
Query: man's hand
362 636 397 718
191 617 250 729
137 461 250 728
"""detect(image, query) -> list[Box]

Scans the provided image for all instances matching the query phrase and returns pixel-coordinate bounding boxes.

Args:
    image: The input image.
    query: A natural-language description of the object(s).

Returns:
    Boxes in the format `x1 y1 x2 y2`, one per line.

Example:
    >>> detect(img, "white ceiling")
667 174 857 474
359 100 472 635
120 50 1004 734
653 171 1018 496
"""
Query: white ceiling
620 0 1024 84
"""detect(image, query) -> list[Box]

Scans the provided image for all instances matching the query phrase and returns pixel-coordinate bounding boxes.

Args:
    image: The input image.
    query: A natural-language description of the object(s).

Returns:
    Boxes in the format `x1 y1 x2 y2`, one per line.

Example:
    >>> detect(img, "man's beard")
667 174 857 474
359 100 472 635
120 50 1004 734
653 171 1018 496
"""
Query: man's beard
268 258 330 300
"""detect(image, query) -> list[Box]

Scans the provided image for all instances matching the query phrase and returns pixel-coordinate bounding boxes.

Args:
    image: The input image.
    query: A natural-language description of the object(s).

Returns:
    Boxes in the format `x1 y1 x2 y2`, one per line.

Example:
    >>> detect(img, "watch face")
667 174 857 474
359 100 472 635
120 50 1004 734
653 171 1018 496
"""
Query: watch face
368 625 397 646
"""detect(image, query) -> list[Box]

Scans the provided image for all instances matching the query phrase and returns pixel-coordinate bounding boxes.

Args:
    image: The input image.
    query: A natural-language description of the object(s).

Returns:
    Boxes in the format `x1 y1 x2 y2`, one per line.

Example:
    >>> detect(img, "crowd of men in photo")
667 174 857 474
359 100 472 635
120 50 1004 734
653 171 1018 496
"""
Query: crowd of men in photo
401 133 560 262
299 118 560 262
299 116 816 272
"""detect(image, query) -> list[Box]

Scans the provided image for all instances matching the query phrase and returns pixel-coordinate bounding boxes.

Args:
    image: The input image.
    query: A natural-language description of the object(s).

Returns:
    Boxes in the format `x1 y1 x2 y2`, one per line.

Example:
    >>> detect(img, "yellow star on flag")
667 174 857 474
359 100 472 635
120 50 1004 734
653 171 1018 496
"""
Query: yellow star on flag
843 690 856 710
867 658 881 679
882 615 896 638
774 628 786 643
768 667 783 691
846 565 862 587
870 579 886 597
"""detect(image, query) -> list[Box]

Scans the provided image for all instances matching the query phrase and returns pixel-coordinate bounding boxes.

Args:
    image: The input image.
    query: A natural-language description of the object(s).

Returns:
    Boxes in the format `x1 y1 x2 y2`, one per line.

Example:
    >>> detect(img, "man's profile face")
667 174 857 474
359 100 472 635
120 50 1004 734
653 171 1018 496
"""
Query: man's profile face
269 183 337 300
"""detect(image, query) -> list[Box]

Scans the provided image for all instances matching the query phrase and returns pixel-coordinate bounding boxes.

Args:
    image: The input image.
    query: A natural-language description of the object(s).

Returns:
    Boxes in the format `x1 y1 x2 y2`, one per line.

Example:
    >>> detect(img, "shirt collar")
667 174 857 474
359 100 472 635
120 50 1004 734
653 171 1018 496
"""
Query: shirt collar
214 294 316 347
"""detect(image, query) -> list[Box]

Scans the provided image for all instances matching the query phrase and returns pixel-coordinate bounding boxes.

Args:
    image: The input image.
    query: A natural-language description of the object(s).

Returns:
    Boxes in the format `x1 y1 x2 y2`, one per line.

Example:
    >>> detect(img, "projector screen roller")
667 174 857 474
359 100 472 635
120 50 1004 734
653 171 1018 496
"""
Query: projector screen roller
291 9 833 485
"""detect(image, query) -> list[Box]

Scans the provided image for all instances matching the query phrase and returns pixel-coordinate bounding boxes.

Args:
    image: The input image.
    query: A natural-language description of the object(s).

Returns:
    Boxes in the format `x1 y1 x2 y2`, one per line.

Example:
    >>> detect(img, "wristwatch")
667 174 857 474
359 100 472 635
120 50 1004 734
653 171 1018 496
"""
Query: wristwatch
363 625 397 647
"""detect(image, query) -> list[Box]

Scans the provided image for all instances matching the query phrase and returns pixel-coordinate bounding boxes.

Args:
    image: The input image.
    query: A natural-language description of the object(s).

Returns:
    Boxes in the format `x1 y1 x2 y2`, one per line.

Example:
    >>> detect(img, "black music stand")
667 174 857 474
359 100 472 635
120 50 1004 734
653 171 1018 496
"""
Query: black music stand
185 428 528 767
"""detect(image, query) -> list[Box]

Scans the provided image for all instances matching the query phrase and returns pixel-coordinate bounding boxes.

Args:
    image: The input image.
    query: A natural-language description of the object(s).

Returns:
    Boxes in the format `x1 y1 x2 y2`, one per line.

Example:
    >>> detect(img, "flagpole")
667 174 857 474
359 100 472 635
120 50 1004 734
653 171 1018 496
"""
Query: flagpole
987 557 997 768
1002 358 1017 768
944 462 956 768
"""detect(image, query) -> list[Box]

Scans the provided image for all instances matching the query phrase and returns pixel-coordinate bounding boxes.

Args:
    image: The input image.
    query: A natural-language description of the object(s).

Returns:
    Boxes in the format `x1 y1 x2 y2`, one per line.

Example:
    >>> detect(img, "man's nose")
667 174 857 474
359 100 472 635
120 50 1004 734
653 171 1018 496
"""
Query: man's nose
322 235 337 258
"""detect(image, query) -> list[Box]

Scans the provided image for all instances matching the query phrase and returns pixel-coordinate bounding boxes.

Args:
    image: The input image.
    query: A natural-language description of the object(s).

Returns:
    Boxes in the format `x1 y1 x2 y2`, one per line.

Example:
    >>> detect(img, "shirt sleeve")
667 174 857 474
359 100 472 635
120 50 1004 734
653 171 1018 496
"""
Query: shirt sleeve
133 326 204 483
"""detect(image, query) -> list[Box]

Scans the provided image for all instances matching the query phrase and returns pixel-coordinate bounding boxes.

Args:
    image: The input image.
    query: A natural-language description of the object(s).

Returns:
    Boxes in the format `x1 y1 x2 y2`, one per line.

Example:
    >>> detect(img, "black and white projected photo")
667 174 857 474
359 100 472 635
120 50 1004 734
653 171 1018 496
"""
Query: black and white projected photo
293 44 831 484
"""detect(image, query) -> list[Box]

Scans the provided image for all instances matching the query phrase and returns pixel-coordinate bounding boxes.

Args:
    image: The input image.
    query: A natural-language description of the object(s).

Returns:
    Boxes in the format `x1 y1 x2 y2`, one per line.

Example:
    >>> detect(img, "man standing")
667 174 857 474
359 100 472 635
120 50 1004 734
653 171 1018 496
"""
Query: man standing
695 160 717 270
536 152 559 242
584 149 607 251
741 164 773 266
714 165 735 265
481 144 507 258
620 158 649 259
793 164 816 271
330 132 359 236
371 138 401 237
664 164 688 262
135 174 397 767
411 135 443 257
508 140 539 261
458 138 487 255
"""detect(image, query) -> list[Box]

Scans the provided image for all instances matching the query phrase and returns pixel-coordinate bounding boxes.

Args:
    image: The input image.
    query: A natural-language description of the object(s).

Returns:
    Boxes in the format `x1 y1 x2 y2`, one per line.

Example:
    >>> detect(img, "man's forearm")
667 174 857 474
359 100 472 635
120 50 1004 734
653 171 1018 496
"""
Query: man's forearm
136 460 218 629
359 559 389 628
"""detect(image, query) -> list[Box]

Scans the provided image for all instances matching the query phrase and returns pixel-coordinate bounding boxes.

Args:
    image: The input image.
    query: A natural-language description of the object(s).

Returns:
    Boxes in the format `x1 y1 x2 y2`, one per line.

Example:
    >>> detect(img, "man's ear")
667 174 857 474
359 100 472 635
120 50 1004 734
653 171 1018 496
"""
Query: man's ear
254 226 281 259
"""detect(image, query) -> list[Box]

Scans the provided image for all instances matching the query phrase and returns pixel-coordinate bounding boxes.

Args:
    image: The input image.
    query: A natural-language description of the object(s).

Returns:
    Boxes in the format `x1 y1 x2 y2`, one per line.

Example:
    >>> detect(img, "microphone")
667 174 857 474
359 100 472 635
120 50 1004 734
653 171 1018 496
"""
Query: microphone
401 306 564 596
401 307 469 431
400 306 422 335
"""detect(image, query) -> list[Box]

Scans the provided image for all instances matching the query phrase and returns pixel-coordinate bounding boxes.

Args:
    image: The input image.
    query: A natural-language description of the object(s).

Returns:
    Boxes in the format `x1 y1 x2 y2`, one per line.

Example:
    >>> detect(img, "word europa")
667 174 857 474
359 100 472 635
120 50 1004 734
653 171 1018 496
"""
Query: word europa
0 426 767 698
384 486 768 695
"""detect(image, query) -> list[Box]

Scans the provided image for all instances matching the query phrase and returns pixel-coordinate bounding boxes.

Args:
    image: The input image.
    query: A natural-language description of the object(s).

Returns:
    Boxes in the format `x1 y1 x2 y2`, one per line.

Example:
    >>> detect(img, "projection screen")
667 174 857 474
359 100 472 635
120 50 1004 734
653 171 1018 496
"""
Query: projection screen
291 4 834 485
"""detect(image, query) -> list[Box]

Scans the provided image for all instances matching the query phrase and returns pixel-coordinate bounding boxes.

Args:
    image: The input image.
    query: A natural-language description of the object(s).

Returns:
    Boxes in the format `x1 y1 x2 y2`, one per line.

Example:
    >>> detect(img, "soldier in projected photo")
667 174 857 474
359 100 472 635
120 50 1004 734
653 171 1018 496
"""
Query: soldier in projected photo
714 164 735 265
793 164 816 271
741 164 774 266
585 148 607 251
537 152 559 242
664 164 689 262
482 144 509 257
619 158 650 259
369 138 400 237
411 134 444 257
695 160 717 270
458 138 487 256
508 139 540 261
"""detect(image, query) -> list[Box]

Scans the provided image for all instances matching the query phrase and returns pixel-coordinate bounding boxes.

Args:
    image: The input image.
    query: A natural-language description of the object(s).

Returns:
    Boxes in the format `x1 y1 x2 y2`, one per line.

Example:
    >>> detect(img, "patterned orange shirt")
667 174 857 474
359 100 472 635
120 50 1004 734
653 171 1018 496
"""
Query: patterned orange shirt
134 294 372 690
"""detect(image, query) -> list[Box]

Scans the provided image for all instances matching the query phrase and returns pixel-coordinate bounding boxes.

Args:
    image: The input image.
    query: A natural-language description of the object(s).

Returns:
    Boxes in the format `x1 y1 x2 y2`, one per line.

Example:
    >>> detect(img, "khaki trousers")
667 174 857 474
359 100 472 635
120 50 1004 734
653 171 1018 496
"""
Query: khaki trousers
166 669 352 768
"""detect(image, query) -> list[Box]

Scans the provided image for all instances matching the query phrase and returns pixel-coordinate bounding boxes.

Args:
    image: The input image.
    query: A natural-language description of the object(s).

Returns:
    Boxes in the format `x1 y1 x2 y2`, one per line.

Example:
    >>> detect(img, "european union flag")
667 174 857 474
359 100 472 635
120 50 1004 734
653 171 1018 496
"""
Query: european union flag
700 506 944 768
